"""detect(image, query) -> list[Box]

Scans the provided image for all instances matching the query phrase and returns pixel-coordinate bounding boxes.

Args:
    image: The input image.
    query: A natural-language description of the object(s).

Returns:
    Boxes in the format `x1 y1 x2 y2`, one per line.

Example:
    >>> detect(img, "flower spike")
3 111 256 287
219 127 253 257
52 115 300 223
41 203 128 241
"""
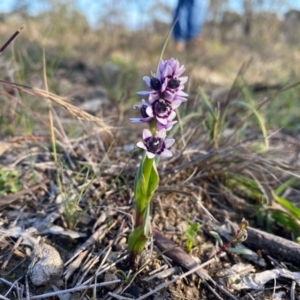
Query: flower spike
128 58 188 271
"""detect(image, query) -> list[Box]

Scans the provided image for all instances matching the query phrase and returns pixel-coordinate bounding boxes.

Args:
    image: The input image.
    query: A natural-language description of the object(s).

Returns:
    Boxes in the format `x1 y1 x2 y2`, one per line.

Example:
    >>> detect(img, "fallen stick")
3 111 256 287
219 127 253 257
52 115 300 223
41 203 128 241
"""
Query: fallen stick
152 227 211 280
245 226 300 265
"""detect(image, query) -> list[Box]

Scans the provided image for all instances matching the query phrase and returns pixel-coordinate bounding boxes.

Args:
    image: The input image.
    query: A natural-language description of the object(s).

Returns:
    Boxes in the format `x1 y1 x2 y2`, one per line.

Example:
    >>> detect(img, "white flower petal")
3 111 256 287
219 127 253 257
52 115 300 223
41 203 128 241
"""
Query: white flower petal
146 106 154 117
160 149 173 157
164 138 175 148
177 90 189 97
174 95 187 102
149 93 159 104
179 76 188 84
176 65 185 77
156 117 167 125
143 129 152 140
136 142 147 150
165 65 173 77
156 128 167 139
137 91 151 95
146 151 156 159
161 81 168 92
168 111 177 121
143 76 151 87
158 121 177 131
130 118 143 123
170 100 182 109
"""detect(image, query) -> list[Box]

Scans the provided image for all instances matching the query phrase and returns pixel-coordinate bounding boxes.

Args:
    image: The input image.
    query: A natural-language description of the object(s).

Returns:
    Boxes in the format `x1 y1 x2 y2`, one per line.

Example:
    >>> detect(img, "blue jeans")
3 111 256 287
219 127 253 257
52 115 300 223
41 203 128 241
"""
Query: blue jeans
173 0 209 43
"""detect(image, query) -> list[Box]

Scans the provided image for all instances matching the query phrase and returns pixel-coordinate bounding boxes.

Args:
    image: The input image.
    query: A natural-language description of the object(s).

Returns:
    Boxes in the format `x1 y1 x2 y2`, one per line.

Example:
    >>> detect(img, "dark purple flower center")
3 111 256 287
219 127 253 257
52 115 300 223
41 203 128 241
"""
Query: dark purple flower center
145 137 164 154
167 78 181 89
153 99 171 117
140 104 149 118
150 77 162 91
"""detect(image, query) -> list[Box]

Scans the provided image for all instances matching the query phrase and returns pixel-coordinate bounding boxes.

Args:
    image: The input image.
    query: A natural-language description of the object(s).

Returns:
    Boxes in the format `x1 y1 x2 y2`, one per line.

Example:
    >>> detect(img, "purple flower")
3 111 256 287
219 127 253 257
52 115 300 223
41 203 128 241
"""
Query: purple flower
130 100 153 124
130 96 180 126
138 58 188 101
147 96 179 125
136 129 175 159
162 89 188 103
131 58 188 132
157 120 177 131
159 58 185 80
159 58 188 94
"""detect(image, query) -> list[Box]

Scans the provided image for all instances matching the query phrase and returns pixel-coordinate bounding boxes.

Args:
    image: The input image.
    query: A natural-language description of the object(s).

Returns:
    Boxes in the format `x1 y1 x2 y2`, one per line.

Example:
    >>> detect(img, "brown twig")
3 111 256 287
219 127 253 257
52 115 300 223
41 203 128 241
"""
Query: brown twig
0 26 24 55
152 227 211 280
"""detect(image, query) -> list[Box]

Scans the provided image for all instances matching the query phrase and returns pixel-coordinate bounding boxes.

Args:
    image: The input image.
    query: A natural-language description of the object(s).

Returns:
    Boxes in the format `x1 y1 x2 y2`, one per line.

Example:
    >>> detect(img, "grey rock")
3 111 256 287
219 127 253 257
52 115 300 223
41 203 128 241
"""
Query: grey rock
28 243 64 286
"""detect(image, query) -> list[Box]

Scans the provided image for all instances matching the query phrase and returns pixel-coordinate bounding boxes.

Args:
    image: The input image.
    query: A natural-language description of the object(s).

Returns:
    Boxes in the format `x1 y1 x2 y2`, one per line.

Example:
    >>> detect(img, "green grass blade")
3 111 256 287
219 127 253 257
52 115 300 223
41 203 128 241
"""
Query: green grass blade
231 100 269 150
274 177 297 196
273 193 300 220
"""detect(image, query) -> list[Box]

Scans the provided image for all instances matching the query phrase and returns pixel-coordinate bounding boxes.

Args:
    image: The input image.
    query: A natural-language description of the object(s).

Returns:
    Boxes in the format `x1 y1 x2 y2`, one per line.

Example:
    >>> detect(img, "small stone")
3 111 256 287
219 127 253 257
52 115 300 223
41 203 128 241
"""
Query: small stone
195 235 203 243
104 273 119 291
79 98 106 114
176 221 187 233
152 260 160 270
107 251 123 262
28 243 64 286
119 237 127 245
164 221 175 231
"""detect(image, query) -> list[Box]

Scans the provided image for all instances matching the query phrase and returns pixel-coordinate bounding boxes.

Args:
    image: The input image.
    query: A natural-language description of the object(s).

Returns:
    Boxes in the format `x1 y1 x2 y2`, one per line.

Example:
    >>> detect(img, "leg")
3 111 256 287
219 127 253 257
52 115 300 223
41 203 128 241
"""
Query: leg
173 0 189 44
187 0 209 41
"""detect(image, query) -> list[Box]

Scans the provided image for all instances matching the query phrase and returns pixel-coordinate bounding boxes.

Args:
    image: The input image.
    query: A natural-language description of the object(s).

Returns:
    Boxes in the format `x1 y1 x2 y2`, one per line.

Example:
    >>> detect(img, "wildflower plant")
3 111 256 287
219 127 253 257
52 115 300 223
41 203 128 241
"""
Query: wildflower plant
128 58 188 270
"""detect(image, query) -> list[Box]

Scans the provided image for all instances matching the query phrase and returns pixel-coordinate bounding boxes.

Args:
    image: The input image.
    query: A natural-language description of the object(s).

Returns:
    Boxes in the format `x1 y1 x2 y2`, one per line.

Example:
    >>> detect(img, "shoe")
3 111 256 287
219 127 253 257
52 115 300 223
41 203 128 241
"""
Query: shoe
176 42 186 52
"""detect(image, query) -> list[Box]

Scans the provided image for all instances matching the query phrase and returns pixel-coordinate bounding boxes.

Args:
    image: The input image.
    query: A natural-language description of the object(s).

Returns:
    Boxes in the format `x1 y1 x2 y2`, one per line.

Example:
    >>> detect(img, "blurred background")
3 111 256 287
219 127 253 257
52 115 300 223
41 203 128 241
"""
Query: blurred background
1 0 300 137
1 0 300 32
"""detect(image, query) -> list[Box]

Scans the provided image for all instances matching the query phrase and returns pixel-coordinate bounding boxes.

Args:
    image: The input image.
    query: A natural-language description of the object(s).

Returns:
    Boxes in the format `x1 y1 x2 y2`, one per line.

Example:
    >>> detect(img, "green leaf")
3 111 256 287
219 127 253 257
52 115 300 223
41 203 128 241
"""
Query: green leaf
147 160 159 200
273 194 300 220
231 100 269 150
209 231 223 246
186 223 201 240
134 171 146 211
199 87 217 120
185 222 201 252
134 156 159 214
227 174 264 201
274 177 297 196
134 159 145 195
186 240 193 252
227 247 255 255
0 168 22 195
270 210 300 235
128 226 148 253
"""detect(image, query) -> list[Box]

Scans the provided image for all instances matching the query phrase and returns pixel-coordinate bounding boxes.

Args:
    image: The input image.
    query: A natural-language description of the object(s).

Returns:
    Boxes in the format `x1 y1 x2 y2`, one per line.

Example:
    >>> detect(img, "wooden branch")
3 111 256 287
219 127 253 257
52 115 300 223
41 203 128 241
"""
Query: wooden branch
152 227 211 280
245 226 300 265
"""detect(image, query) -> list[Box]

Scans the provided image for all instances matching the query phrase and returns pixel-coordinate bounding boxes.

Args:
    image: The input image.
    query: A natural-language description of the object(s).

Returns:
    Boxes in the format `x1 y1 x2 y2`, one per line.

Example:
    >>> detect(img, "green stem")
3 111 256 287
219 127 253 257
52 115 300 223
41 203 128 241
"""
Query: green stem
135 155 154 228
143 202 151 237
129 140 159 271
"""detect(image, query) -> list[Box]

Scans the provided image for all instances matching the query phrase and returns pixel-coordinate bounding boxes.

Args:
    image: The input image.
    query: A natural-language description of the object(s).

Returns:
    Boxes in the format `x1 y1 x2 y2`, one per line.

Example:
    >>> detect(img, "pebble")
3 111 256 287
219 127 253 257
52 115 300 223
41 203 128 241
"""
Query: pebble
104 273 119 291
28 243 64 286
164 221 175 231
176 221 187 233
